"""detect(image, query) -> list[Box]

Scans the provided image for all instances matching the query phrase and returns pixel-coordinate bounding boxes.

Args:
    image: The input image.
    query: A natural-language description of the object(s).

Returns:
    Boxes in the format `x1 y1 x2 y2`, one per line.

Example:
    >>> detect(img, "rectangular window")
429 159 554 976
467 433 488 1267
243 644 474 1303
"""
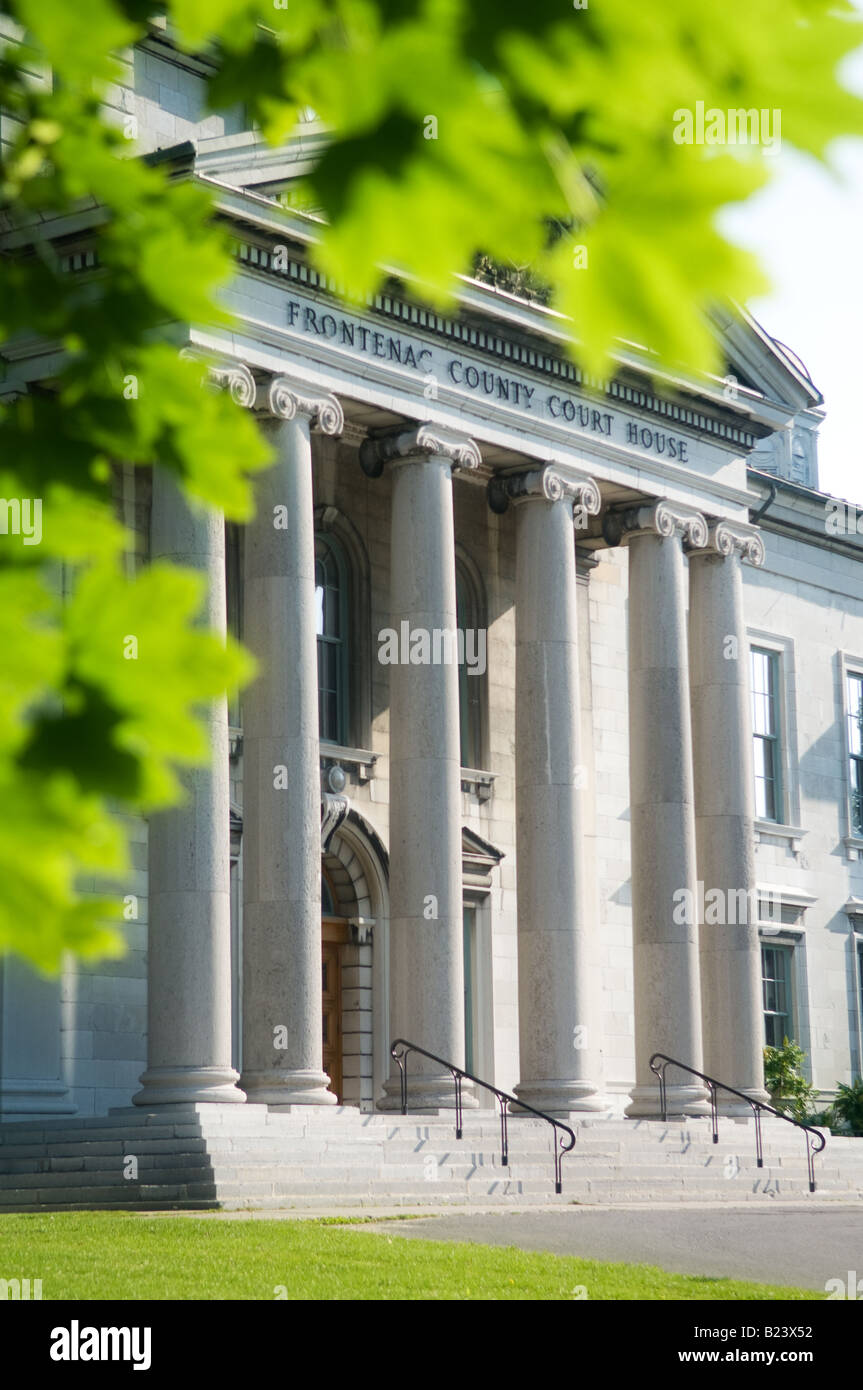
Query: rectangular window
761 943 793 1048
225 523 242 731
751 647 782 822
315 537 348 745
463 904 477 1075
847 673 863 835
456 567 483 770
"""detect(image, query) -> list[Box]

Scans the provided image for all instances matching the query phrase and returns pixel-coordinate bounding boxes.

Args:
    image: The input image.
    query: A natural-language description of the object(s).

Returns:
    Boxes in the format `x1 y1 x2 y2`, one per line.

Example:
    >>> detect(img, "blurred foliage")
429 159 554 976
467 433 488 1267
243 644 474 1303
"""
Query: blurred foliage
1 0 862 968
763 1038 820 1124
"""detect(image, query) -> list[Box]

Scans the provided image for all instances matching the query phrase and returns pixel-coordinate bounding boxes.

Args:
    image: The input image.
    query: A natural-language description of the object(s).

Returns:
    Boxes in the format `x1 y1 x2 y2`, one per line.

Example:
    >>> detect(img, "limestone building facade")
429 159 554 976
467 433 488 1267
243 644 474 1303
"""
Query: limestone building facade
3 32 863 1126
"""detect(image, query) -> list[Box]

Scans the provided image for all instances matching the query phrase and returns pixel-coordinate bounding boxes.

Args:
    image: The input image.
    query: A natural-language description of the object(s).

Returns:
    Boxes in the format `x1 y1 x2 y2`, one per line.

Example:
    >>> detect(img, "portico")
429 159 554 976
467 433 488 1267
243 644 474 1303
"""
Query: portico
134 320 772 1120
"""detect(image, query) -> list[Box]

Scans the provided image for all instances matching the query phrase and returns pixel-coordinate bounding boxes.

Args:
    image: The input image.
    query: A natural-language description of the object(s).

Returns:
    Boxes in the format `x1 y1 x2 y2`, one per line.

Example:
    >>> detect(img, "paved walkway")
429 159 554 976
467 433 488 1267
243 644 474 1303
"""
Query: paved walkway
354 1203 863 1291
171 1198 863 1291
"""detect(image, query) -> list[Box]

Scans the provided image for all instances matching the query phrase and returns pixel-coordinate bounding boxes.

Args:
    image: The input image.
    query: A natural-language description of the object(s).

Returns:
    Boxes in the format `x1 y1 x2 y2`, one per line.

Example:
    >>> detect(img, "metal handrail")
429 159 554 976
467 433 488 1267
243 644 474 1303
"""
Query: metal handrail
649 1052 827 1192
390 1038 576 1193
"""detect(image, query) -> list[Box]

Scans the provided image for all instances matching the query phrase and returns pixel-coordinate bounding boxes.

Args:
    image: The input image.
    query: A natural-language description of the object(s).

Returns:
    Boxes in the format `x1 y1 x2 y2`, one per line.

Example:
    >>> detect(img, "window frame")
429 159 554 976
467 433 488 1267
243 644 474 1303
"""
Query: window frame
454 547 488 777
855 931 863 1082
750 644 783 824
760 939 795 1049
461 888 493 1082
746 631 802 845
847 671 863 836
857 936 863 1081
315 531 350 748
313 505 373 755
840 654 863 852
462 902 478 1075
225 521 243 734
758 924 811 1072
455 561 483 773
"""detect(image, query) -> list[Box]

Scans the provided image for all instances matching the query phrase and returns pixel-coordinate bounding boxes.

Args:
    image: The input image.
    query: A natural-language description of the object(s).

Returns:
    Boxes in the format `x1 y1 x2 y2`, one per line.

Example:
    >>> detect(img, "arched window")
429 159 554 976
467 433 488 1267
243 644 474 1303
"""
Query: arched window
225 522 242 731
321 866 337 916
456 555 484 771
315 533 349 745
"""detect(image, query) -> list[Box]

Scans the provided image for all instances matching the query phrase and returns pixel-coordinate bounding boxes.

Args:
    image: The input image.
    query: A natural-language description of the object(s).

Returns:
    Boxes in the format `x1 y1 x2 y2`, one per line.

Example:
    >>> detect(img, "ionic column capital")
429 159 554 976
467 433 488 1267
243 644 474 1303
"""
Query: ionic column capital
611 499 708 549
266 377 344 435
487 464 601 524
694 520 765 567
179 349 257 408
359 422 480 478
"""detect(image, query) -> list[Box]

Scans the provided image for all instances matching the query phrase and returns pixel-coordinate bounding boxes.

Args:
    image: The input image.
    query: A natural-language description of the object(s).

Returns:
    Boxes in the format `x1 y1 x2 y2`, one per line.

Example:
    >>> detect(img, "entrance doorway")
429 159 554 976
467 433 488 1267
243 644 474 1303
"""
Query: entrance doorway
322 869 349 1102
320 835 380 1109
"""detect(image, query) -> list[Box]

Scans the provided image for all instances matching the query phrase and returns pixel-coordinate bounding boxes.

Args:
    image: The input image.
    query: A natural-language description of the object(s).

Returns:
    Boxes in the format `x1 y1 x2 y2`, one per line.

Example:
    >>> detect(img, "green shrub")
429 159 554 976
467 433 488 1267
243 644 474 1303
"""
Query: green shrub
824 1079 863 1136
763 1038 820 1124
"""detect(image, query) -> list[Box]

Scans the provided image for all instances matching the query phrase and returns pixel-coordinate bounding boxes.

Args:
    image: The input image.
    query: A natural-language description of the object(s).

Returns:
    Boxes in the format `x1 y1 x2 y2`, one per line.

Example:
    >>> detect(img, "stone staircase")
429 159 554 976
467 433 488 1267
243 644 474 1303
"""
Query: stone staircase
1 1104 862 1212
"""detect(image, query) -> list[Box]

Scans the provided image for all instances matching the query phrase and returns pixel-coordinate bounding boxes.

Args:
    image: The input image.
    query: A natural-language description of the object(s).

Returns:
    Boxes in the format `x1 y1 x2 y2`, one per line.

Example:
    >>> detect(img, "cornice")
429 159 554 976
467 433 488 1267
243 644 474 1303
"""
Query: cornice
232 240 771 449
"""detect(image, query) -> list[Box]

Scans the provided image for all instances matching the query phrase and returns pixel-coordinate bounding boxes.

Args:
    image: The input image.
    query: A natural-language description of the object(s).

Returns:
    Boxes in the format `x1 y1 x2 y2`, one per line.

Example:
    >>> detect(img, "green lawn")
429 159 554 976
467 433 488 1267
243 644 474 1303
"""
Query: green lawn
0 1212 819 1300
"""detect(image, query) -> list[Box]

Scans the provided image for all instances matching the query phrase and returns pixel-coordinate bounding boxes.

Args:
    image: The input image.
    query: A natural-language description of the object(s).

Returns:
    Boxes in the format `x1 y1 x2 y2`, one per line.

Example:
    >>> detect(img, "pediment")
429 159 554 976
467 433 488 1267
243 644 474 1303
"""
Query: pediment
709 304 822 415
462 827 504 889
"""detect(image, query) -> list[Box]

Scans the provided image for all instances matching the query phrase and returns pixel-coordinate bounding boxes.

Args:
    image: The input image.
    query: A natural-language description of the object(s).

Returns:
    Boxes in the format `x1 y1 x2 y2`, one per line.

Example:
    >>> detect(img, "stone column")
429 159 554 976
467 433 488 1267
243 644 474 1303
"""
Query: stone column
240 378 343 1106
490 465 605 1113
135 464 244 1106
618 501 711 1117
689 521 770 1109
361 424 479 1107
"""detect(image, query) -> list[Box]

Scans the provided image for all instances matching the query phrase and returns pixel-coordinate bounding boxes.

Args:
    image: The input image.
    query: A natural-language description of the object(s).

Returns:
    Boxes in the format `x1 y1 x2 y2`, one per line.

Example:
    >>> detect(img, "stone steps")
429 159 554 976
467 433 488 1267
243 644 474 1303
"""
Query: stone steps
0 1104 859 1212
4 1158 844 1187
1 1144 843 1174
0 1123 835 1147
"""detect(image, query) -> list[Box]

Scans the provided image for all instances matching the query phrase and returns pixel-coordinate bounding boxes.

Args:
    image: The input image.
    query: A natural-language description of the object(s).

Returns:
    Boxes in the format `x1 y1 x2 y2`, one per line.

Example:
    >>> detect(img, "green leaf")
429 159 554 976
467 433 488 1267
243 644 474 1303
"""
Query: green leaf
0 767 127 972
62 561 257 807
13 0 137 85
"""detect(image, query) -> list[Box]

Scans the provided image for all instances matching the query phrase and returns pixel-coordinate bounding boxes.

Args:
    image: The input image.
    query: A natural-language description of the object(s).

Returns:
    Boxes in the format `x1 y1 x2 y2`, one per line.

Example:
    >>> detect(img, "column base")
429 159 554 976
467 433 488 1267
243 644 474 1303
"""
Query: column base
133 1066 246 1107
513 1079 607 1116
625 1082 712 1118
378 1073 480 1112
240 1069 338 1107
717 1087 771 1116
